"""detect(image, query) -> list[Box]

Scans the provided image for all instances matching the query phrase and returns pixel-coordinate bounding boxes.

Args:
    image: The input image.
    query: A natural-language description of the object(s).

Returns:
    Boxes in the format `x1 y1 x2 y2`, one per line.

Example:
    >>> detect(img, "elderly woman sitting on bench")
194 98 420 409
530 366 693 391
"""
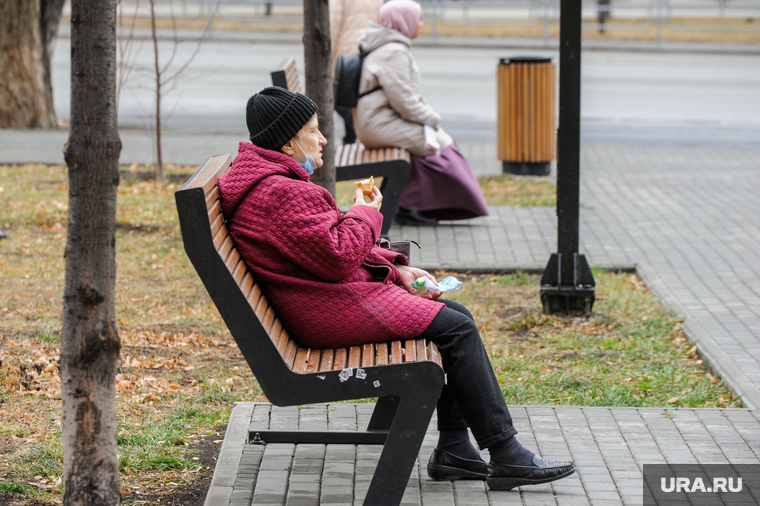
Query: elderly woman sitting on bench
217 86 576 491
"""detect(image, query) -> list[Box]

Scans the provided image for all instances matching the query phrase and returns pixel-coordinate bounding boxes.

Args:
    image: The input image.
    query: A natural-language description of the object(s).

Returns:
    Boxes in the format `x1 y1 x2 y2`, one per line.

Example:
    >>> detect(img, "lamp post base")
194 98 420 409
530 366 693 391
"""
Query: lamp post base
502 161 551 176
540 252 596 315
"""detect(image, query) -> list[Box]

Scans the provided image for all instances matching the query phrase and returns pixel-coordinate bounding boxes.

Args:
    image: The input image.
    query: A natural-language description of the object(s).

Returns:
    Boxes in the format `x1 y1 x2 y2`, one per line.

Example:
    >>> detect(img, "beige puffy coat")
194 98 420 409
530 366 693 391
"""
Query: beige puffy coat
355 22 453 157
330 0 383 74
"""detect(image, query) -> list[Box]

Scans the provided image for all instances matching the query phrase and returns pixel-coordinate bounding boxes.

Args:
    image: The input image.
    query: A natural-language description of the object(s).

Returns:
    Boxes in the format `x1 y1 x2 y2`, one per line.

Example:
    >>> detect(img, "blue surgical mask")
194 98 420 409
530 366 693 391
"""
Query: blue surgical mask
299 155 316 175
294 137 316 175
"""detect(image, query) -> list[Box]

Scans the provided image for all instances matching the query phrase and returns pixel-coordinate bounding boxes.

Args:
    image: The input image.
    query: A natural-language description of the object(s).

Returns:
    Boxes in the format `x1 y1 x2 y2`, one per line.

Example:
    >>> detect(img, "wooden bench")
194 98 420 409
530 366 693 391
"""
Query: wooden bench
175 154 445 506
271 57 411 238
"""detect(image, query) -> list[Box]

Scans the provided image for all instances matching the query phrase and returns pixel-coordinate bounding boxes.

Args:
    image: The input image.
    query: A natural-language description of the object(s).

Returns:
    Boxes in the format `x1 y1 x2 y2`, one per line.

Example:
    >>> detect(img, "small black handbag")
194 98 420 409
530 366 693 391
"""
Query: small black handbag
376 238 421 263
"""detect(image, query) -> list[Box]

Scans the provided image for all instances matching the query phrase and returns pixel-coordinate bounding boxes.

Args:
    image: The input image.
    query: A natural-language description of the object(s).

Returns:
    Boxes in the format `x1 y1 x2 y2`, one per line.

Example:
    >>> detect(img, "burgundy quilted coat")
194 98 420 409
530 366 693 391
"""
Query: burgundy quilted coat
218 142 443 349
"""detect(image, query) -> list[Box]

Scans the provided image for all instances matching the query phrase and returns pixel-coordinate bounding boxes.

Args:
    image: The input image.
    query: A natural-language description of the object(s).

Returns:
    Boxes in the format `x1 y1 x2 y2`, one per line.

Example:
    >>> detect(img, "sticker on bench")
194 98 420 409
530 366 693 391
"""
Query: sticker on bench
317 375 325 380
339 368 353 382
356 368 367 380
373 380 381 388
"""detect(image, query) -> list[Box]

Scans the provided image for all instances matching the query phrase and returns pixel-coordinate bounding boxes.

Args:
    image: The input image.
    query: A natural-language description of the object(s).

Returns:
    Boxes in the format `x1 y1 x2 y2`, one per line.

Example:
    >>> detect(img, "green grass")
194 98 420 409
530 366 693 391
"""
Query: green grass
0 482 34 494
445 270 740 408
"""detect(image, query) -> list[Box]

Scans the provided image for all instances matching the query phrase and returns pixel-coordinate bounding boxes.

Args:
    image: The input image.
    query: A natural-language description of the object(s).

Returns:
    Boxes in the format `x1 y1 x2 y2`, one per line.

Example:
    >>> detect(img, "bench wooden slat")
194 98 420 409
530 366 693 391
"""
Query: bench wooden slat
253 292 270 320
205 185 219 207
390 341 403 364
342 143 353 165
284 340 298 368
333 348 348 370
207 194 221 219
210 214 225 244
294 347 309 373
261 306 276 334
428 342 442 368
351 144 361 164
271 321 287 354
224 247 241 274
240 272 254 297
337 144 346 166
218 234 234 262
318 349 334 372
348 346 362 369
362 344 375 368
350 142 361 165
416 339 427 362
182 154 231 193
376 342 389 366
404 340 416 362
246 282 263 310
305 349 322 373
231 257 247 283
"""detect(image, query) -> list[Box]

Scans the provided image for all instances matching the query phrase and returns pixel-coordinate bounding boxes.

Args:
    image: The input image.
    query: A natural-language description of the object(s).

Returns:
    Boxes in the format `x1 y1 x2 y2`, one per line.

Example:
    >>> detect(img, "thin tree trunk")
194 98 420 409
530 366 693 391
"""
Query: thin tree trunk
150 0 164 180
41 0 67 123
62 0 122 503
303 0 335 196
0 0 60 128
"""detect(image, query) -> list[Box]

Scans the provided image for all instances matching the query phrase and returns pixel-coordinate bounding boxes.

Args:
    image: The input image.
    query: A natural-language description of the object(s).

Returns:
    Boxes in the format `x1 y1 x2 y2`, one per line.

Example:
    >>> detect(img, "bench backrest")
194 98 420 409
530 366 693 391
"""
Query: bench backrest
271 57 303 95
175 155 441 402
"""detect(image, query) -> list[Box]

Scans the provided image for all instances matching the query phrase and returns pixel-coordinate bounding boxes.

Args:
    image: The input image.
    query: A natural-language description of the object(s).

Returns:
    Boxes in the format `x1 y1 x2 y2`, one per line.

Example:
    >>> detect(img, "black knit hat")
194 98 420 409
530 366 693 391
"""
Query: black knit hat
246 87 318 151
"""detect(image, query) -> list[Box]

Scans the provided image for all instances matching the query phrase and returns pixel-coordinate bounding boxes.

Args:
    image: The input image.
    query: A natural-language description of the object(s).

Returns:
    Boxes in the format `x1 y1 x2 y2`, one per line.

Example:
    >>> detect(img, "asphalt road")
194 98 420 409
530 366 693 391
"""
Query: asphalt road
51 32 760 147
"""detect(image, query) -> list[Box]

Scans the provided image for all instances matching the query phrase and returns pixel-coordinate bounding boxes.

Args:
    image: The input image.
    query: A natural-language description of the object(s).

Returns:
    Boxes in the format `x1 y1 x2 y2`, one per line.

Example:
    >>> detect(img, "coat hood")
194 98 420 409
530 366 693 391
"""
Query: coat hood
360 21 411 54
219 142 309 218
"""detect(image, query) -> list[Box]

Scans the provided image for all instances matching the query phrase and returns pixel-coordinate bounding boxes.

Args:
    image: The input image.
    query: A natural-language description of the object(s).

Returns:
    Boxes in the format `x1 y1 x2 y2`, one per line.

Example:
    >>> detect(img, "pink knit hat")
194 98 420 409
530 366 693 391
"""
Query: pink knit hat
378 0 422 39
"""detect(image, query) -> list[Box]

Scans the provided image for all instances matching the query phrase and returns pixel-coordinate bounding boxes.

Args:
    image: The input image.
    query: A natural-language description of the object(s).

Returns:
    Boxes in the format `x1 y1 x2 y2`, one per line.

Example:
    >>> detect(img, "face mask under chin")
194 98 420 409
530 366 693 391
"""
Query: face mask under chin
293 137 316 175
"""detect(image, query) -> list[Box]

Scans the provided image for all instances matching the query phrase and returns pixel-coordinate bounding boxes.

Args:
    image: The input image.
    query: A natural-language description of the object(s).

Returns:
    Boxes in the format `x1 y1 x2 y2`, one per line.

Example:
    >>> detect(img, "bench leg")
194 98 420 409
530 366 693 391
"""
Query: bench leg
376 161 411 237
336 160 411 237
366 395 400 431
362 390 437 506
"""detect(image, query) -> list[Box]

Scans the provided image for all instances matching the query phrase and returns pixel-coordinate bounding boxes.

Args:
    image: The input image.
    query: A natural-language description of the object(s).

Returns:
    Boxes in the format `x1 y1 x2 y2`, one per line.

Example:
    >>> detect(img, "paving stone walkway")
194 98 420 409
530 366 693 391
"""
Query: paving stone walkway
208 403 760 506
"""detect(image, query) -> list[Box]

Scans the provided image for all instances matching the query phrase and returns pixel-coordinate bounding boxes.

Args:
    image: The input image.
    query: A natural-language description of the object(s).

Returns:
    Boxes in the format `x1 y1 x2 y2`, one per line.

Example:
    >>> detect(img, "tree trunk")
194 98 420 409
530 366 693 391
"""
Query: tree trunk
62 0 122 504
149 0 164 180
41 0 67 122
303 0 335 196
0 0 64 128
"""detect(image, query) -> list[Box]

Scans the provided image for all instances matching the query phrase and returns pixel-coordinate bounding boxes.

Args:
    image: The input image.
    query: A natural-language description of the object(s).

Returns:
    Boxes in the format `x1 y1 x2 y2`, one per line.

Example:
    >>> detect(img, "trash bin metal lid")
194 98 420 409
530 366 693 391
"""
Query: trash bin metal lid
499 56 553 65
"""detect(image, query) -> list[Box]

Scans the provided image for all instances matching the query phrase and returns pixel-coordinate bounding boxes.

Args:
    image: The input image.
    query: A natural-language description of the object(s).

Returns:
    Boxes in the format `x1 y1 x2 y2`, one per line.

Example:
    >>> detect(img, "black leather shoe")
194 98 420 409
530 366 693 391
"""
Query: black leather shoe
427 448 489 481
487 455 576 490
395 208 439 226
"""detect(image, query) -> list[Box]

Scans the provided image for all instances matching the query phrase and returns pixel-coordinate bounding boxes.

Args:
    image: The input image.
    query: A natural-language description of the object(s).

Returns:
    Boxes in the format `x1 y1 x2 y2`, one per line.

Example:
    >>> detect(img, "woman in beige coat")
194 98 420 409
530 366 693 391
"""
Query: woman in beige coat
355 0 488 225
330 0 383 144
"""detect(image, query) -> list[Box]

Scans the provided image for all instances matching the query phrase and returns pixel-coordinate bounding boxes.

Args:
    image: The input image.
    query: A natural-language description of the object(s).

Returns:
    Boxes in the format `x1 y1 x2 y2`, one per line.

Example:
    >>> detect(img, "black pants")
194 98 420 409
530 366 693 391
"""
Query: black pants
419 299 518 449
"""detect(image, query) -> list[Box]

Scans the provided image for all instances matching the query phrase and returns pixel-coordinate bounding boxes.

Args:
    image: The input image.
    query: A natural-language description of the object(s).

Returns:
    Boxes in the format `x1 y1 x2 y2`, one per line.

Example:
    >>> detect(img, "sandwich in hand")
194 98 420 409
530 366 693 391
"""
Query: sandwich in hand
354 176 374 197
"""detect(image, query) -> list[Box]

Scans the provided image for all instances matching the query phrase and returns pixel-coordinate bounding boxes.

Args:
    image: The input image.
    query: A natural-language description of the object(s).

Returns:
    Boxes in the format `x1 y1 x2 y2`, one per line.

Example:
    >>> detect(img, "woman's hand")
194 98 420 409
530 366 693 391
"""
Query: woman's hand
396 265 441 299
353 186 383 212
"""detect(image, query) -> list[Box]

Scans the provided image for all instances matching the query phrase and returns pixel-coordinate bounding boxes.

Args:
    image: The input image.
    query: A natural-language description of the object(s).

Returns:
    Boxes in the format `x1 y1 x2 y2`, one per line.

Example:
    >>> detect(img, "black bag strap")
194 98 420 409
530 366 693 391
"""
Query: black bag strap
358 86 382 99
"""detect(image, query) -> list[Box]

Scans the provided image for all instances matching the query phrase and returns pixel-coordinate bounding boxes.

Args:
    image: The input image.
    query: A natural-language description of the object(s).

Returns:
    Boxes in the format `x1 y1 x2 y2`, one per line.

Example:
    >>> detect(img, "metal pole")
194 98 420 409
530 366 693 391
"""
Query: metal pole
556 0 581 267
539 0 595 315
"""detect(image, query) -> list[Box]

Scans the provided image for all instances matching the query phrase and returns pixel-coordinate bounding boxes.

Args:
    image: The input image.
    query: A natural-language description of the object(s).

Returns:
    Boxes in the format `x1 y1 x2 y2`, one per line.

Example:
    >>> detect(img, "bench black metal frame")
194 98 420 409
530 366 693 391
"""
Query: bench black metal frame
272 57 411 237
175 154 445 506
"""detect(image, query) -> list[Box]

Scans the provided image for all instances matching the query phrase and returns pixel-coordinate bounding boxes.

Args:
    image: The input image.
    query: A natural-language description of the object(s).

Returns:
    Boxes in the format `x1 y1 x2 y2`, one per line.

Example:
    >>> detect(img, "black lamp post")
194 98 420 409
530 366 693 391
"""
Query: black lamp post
539 0 596 315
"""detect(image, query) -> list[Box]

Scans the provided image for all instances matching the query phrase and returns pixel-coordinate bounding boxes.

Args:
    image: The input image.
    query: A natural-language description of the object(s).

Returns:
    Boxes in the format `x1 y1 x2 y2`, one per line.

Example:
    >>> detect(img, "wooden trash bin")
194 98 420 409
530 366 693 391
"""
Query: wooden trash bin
497 56 556 176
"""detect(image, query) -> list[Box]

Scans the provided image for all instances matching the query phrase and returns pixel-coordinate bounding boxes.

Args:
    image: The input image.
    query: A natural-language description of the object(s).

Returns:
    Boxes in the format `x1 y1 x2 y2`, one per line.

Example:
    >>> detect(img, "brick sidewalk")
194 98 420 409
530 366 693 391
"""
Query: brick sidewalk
207 403 760 506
